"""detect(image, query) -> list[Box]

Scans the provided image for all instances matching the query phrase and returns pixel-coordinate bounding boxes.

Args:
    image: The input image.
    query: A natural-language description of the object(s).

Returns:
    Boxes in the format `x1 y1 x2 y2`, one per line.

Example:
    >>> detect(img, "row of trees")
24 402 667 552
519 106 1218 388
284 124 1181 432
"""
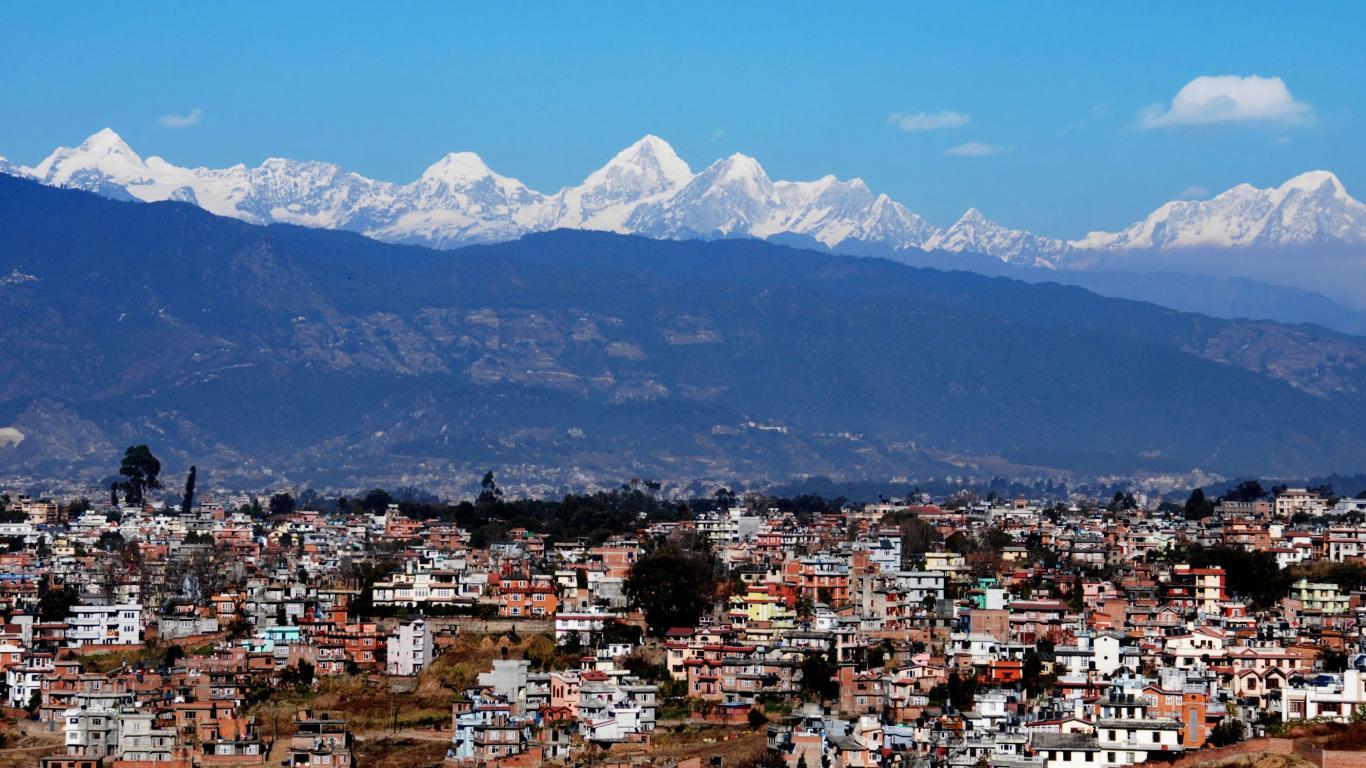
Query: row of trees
1182 479 1366 520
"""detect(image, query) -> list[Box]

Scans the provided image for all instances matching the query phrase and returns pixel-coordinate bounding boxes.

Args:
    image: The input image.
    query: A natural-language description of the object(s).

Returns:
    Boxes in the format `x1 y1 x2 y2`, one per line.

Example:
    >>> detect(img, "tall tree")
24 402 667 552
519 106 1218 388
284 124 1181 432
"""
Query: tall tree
117 444 162 507
1183 488 1214 520
625 541 717 635
180 465 197 516
1220 480 1266 504
269 492 296 517
477 472 503 507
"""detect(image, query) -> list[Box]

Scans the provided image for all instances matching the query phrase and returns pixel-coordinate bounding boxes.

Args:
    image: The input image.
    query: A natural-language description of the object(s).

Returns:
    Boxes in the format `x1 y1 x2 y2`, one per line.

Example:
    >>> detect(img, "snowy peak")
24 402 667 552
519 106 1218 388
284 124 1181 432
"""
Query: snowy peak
419 151 498 184
8 129 1366 267
951 207 989 227
626 153 783 238
929 208 1070 268
589 134 693 190
534 134 694 232
28 128 150 187
79 127 137 155
1278 170 1347 197
712 153 771 188
1077 171 1366 251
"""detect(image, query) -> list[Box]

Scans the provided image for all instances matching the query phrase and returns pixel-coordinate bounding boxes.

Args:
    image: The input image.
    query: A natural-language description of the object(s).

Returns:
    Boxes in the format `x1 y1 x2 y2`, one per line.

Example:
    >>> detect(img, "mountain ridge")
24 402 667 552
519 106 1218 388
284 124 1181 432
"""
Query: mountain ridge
3 174 1366 491
9 129 1366 272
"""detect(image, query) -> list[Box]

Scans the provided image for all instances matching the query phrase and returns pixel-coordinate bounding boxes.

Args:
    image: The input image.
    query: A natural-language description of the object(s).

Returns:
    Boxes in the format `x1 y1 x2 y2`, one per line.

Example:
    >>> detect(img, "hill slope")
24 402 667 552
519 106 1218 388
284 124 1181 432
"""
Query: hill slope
2 175 1365 490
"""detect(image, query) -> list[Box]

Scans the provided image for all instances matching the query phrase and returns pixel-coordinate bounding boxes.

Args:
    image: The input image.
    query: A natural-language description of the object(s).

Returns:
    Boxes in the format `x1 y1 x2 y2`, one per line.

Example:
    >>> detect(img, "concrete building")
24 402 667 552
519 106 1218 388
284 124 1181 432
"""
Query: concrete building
385 618 434 676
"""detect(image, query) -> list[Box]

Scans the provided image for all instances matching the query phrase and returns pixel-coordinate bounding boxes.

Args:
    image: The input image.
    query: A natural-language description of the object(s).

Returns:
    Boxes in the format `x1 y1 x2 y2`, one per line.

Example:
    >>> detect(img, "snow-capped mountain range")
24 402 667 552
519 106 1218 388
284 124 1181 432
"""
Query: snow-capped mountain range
5 128 1366 269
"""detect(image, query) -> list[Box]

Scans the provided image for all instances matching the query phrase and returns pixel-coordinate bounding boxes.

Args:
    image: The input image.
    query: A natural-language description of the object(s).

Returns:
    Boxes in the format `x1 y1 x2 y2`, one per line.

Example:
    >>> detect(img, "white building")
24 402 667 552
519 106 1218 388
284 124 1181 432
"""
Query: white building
6 653 54 708
1281 668 1366 722
1274 488 1329 518
554 611 616 645
65 603 143 647
386 618 434 676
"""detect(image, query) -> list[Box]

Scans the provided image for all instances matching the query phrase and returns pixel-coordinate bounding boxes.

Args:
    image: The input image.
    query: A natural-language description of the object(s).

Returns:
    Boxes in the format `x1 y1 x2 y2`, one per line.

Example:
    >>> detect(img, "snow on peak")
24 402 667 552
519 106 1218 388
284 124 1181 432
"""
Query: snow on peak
1074 170 1366 251
715 153 767 183
579 134 693 195
420 151 498 184
1278 170 1346 197
928 208 1070 268
612 134 691 176
79 127 136 154
28 128 148 184
531 135 694 233
955 207 988 224
10 129 1365 263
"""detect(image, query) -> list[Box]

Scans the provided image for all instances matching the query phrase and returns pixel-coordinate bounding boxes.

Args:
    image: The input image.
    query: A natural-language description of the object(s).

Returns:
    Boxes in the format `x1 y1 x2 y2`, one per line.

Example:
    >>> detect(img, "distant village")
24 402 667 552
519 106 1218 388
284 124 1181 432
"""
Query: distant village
5 452 1366 768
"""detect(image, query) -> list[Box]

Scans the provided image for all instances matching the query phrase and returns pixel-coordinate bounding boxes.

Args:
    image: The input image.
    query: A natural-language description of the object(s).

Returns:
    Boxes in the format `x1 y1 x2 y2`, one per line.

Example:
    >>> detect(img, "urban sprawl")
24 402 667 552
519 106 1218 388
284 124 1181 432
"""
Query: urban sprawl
5 454 1366 768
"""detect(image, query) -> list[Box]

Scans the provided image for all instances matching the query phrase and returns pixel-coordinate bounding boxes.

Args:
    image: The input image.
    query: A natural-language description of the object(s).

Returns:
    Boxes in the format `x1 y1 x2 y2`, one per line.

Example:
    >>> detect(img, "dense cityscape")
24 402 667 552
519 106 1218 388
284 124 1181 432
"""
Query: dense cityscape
6 5 1366 768
1 447 1366 768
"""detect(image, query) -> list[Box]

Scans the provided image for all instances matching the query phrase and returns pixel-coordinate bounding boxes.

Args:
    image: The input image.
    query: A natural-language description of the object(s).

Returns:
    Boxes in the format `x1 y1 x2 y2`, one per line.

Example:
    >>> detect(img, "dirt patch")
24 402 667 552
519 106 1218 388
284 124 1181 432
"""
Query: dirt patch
0 717 65 768
600 725 765 766
353 736 449 768
1185 754 1315 768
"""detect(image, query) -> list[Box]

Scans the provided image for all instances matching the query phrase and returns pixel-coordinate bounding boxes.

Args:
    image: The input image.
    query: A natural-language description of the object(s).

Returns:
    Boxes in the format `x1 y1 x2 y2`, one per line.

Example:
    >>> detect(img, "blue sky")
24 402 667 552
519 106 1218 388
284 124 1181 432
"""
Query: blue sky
1 2 1362 237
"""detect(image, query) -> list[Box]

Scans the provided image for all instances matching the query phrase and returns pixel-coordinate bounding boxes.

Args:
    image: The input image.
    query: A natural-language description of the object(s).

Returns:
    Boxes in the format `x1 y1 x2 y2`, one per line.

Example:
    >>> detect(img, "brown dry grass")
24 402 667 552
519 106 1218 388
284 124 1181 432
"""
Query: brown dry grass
0 716 66 768
1186 754 1314 768
601 725 765 766
251 631 554 733
353 735 449 768
1283 722 1366 750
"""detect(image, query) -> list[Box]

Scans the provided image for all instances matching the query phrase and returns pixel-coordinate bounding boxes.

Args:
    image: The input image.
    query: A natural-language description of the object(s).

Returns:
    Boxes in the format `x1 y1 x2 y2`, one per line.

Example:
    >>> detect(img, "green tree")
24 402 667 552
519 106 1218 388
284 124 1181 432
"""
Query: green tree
361 488 394 514
625 541 717 635
883 511 943 560
179 465 196 516
38 584 81 622
269 492 296 517
1184 488 1215 520
1221 480 1266 504
1209 720 1244 747
477 472 503 508
116 444 162 506
1322 649 1350 672
799 650 839 701
1183 545 1289 608
162 644 186 667
1022 649 1047 696
1108 492 1138 512
945 531 976 555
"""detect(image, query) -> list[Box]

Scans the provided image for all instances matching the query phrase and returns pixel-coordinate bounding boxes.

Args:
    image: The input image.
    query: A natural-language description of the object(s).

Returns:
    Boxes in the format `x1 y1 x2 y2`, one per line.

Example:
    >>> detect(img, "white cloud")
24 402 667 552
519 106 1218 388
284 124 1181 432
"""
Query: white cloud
1177 185 1209 199
1140 75 1310 128
159 108 203 128
888 110 970 132
944 142 1010 157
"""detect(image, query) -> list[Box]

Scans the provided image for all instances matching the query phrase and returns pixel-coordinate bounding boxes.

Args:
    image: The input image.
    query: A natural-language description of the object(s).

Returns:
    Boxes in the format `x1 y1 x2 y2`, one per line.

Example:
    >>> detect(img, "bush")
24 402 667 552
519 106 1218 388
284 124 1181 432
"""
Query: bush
1209 720 1244 747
